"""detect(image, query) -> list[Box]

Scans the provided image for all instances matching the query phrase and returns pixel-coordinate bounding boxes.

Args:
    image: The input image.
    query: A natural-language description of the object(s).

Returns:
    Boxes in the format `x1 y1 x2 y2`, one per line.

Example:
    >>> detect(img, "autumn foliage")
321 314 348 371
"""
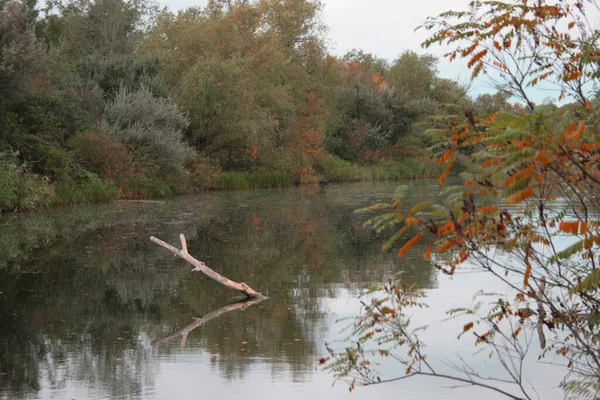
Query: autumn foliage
326 1 600 397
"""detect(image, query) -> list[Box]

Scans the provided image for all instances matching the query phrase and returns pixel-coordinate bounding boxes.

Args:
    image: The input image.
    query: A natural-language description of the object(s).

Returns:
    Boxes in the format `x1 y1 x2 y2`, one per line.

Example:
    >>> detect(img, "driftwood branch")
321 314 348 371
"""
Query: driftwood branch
152 297 264 348
150 234 265 299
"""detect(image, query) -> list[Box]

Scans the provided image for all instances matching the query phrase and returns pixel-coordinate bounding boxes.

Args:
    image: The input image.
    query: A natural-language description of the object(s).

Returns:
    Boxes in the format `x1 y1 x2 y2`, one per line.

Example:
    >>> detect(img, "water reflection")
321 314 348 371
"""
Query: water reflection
0 181 440 399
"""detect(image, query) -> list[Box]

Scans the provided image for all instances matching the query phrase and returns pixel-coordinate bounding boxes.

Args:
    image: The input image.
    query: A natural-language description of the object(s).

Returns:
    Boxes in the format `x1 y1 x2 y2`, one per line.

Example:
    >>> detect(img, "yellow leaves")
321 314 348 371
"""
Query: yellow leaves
398 233 423 257
504 187 533 204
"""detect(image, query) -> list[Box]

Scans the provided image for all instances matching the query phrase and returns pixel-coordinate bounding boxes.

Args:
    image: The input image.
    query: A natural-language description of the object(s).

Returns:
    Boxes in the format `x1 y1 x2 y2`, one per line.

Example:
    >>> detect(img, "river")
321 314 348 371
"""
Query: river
0 181 566 399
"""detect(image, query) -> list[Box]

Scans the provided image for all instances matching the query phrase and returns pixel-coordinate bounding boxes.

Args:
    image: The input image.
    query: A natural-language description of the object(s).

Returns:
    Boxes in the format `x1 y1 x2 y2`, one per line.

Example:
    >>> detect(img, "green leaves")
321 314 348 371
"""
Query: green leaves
571 269 600 294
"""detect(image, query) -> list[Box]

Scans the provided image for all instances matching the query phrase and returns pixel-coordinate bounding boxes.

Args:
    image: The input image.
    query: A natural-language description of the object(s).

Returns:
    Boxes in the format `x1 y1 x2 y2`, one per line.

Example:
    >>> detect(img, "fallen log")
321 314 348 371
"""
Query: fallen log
150 234 265 299
152 297 264 348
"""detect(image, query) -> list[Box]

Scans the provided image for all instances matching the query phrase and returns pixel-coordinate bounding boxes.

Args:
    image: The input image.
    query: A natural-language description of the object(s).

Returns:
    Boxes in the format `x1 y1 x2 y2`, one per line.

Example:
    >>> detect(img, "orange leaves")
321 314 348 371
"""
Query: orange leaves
463 322 474 332
461 41 479 58
524 261 532 287
468 49 488 68
372 72 386 89
398 233 423 257
482 158 502 168
437 240 457 254
439 149 453 164
477 205 498 214
504 187 533 204
559 220 591 235
534 151 552 167
504 167 534 188
437 220 456 235
424 244 433 261
439 158 455 185
580 142 600 152
405 217 420 228
559 221 579 235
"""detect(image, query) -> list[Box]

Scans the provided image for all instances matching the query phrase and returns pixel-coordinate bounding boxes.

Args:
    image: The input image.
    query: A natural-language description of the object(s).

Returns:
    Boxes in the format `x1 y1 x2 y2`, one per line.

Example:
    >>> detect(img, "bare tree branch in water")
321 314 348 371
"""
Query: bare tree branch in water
150 234 265 299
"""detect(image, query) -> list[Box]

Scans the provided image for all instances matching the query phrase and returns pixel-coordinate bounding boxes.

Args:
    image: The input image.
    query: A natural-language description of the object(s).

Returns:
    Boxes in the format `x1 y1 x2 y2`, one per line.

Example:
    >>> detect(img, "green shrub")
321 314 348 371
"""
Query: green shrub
54 168 119 205
68 127 136 180
187 156 222 190
317 155 368 182
0 152 56 212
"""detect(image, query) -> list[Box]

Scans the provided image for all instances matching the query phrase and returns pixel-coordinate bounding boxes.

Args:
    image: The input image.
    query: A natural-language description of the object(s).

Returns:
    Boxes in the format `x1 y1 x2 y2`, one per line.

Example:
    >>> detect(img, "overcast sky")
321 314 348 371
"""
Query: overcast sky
157 0 563 102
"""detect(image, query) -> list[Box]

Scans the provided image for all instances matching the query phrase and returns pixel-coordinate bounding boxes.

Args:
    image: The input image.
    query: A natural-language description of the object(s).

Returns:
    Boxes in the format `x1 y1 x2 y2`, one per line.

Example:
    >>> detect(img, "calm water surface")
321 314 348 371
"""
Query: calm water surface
0 182 565 399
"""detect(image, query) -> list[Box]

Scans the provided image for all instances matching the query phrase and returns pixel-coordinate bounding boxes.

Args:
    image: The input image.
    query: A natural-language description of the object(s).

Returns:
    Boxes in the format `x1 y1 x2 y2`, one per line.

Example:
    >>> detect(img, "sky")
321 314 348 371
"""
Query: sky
157 0 565 103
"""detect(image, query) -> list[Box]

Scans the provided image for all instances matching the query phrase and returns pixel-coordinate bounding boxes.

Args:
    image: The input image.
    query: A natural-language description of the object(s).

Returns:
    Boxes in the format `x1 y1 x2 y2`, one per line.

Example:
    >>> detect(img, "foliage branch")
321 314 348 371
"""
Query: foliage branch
324 1 600 398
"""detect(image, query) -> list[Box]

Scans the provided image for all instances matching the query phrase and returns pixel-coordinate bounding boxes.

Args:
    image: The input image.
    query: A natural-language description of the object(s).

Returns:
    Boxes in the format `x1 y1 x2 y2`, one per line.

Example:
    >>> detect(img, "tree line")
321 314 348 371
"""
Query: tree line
0 0 521 212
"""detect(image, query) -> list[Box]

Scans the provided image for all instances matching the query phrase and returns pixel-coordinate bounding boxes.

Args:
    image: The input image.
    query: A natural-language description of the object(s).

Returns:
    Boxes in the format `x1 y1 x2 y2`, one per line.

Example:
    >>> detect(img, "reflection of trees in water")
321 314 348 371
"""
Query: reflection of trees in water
0 182 440 399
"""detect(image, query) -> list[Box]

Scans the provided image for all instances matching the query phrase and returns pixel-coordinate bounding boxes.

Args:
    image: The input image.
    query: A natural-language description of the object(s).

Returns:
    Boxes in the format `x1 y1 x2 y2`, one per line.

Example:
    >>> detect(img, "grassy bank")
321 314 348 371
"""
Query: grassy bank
0 152 445 213
317 155 444 182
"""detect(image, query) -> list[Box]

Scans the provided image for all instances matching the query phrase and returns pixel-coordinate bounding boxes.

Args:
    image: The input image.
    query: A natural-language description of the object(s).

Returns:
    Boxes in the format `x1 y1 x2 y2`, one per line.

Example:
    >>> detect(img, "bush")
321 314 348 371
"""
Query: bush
317 155 368 182
68 128 136 180
104 86 194 177
187 156 222 190
0 152 56 212
54 169 120 205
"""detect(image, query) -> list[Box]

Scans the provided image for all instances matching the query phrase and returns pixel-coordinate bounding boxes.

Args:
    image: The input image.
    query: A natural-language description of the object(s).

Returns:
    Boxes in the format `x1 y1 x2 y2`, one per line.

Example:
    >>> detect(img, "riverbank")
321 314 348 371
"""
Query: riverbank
0 153 444 213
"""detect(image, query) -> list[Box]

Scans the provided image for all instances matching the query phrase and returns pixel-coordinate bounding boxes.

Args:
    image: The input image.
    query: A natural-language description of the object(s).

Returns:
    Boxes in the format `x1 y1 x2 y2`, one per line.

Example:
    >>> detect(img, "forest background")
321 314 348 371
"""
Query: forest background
0 0 531 212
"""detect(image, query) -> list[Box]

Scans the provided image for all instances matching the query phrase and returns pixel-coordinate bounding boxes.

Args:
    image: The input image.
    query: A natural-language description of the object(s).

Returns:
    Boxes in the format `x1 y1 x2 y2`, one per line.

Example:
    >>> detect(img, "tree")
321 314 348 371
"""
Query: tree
103 85 193 177
324 1 600 398
420 0 600 109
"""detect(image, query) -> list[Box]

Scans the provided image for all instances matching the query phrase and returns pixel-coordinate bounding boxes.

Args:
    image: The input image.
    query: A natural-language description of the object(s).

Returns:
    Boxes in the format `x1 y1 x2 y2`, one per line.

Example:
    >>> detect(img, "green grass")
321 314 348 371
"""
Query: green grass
117 175 180 199
362 160 443 180
317 155 443 183
316 155 369 182
0 152 57 212
211 171 291 190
